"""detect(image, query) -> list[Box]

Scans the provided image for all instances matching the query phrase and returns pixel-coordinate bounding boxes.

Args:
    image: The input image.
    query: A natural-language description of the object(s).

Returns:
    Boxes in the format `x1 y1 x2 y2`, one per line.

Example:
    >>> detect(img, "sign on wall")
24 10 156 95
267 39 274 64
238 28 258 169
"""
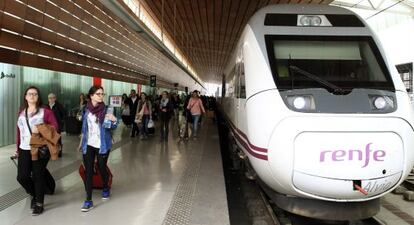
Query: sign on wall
109 95 122 107
150 75 156 87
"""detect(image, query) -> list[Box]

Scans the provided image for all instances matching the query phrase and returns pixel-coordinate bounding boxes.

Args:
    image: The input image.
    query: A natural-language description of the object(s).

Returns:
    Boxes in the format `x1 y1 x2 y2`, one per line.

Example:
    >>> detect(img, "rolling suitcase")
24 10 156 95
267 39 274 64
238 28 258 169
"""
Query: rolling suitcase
121 115 132 125
44 168 56 195
65 108 82 135
65 116 81 135
10 156 56 195
79 163 113 189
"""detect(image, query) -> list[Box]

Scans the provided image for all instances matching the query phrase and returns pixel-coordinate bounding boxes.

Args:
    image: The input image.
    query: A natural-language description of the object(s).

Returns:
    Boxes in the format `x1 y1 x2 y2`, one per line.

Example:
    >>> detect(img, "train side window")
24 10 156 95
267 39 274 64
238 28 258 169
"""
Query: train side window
234 63 239 98
239 54 246 99
226 66 236 98
236 49 246 99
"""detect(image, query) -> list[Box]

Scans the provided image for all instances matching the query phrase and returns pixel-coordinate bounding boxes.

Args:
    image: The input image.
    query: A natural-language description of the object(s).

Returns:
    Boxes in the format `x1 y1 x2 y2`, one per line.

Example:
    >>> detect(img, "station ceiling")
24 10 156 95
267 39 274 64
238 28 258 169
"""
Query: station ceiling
139 0 333 84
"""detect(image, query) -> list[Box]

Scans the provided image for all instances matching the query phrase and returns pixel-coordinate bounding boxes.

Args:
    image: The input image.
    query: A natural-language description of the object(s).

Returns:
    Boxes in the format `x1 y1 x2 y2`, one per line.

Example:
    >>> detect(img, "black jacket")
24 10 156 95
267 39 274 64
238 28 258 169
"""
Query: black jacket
159 99 174 120
47 101 66 132
126 97 139 117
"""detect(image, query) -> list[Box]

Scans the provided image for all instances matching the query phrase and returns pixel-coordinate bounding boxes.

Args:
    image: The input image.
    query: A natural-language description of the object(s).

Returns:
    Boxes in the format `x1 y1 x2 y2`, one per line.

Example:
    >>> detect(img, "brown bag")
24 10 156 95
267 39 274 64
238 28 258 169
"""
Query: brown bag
135 104 145 124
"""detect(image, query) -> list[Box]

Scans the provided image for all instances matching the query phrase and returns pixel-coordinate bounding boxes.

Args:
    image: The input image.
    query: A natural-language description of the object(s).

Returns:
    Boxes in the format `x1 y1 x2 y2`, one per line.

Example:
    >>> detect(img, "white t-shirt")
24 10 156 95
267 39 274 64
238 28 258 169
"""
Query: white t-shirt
131 96 137 104
87 112 101 148
17 109 45 150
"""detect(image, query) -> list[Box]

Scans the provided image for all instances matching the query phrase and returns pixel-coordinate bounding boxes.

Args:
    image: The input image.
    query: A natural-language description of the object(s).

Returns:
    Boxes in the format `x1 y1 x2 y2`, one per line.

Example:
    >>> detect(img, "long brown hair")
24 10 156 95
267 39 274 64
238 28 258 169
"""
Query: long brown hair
21 86 43 115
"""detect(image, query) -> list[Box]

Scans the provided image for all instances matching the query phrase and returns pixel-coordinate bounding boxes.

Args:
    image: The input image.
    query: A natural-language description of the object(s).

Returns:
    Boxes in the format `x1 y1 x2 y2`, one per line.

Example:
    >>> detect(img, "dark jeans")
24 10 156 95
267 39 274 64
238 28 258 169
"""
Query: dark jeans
139 115 150 137
131 119 139 136
17 149 50 204
83 145 110 201
160 113 170 140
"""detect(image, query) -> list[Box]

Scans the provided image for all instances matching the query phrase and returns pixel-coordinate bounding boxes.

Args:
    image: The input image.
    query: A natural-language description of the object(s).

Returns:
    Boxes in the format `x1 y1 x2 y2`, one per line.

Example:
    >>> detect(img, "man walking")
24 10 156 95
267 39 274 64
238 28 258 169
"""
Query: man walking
126 90 139 137
47 93 66 157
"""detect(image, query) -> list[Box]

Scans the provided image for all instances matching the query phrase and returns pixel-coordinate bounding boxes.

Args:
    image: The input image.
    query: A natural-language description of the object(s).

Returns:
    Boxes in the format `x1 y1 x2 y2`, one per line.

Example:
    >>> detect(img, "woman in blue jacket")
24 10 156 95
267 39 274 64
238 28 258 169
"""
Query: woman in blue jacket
80 86 117 212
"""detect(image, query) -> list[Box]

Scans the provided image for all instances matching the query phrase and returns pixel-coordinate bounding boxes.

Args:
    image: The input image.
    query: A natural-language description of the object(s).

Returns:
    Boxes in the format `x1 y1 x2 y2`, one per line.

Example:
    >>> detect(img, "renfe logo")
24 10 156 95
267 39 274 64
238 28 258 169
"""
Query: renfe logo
319 143 386 168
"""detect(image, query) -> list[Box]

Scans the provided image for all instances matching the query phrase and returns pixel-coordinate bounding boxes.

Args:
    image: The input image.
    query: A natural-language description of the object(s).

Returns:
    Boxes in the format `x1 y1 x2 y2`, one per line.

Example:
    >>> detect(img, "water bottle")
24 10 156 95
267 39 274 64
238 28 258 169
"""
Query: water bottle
103 106 114 128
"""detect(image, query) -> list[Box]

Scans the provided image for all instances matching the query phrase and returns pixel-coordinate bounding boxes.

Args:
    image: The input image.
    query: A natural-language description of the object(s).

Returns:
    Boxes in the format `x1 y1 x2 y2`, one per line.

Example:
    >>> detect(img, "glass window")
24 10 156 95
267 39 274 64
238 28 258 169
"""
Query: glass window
266 36 395 92
238 56 246 99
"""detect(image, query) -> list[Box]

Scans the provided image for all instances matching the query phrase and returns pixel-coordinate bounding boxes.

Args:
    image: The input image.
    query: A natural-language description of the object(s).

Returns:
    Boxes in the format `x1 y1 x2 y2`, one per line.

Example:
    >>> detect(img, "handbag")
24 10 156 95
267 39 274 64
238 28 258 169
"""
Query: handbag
25 109 50 159
37 145 50 160
121 105 130 116
147 119 154 128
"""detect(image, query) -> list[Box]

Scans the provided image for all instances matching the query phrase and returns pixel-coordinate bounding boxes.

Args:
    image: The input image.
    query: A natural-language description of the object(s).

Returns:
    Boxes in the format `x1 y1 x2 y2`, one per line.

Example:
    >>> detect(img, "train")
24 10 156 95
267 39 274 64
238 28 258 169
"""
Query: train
219 4 414 221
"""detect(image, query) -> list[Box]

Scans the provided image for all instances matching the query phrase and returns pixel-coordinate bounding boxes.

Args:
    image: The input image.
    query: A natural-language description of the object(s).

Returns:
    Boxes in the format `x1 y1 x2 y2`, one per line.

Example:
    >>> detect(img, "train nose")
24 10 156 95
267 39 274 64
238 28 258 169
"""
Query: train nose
266 116 413 201
292 132 403 199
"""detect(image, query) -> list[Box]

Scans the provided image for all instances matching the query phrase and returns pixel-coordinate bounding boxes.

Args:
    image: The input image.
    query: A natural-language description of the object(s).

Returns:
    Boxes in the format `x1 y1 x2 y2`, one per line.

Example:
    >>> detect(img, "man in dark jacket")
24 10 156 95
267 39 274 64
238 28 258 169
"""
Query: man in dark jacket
47 93 67 157
126 89 139 137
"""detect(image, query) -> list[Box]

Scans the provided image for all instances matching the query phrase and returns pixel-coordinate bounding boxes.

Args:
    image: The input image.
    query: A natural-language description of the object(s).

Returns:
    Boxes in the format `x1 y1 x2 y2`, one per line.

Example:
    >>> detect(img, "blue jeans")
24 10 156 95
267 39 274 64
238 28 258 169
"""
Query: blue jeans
140 115 150 136
192 115 201 137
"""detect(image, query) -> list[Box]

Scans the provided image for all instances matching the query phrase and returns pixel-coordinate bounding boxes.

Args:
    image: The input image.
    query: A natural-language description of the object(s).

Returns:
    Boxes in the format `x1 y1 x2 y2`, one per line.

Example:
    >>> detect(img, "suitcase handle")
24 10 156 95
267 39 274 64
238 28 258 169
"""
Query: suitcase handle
10 155 18 167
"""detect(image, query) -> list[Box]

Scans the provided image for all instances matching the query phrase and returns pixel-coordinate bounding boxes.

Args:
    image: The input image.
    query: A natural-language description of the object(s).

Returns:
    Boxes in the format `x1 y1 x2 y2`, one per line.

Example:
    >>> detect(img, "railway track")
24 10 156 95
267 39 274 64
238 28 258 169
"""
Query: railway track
402 171 414 191
256 182 387 225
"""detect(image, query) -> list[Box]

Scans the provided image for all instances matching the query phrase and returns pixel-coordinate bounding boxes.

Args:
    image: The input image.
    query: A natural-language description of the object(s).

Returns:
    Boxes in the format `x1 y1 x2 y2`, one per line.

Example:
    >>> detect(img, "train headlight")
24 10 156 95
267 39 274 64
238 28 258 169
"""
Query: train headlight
370 95 394 110
299 16 322 26
374 97 387 109
293 97 306 109
297 15 332 27
287 95 316 112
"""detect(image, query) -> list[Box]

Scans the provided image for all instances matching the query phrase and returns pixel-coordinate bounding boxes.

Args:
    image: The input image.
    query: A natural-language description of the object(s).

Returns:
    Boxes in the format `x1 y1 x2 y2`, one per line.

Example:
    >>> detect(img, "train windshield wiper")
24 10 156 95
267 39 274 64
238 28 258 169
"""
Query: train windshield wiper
289 65 344 93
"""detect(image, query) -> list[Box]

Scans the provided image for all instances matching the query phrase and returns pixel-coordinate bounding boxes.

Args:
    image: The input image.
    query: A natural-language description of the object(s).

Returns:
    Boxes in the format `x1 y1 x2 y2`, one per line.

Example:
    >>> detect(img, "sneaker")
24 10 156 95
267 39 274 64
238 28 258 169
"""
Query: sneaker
32 204 43 216
81 200 93 212
102 188 110 200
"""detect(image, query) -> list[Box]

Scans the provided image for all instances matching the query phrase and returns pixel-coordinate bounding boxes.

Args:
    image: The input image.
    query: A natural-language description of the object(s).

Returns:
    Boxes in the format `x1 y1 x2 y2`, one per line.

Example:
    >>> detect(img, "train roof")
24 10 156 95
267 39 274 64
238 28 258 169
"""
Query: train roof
252 4 355 19
247 4 364 28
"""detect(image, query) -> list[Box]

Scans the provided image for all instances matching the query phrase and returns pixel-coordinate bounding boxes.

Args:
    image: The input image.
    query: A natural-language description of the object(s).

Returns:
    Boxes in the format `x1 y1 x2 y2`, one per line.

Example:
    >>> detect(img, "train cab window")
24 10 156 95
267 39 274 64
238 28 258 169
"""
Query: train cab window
265 36 395 92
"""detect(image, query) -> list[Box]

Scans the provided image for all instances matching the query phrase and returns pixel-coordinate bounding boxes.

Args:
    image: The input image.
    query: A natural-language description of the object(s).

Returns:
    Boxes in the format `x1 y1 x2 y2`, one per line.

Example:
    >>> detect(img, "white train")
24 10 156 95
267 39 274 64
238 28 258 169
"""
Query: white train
220 4 414 220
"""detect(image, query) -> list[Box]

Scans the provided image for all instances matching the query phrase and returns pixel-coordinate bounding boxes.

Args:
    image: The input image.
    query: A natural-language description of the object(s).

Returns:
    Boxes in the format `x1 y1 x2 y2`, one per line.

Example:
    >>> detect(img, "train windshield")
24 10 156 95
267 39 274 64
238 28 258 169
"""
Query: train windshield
266 36 395 92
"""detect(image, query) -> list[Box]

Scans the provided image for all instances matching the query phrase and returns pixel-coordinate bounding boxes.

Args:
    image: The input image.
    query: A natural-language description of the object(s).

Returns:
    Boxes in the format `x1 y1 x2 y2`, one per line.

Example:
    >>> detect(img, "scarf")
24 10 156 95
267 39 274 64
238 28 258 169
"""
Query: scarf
160 98 169 108
86 101 105 124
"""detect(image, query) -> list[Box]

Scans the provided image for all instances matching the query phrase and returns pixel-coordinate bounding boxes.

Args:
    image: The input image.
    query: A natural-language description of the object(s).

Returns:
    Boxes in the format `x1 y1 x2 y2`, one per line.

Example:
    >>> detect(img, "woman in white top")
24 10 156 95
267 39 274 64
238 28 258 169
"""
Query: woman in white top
79 86 118 212
16 86 59 216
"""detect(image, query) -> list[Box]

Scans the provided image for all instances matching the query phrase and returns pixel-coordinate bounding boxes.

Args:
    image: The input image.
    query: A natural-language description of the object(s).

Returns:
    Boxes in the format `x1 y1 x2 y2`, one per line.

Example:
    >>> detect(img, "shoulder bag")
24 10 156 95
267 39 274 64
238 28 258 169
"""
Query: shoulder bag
25 109 50 159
